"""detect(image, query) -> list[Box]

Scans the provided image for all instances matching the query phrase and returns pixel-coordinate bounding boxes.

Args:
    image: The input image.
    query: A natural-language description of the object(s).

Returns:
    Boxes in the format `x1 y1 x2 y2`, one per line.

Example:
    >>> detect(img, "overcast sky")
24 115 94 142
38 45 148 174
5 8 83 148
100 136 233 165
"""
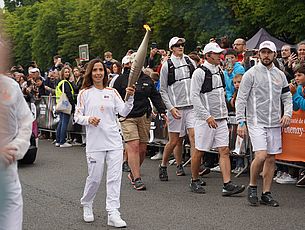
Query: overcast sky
0 0 4 8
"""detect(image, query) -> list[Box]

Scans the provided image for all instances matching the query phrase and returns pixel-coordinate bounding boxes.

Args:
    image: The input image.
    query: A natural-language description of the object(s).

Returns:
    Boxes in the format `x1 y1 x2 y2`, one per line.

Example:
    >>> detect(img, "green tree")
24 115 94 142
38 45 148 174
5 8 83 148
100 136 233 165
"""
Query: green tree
4 0 42 12
4 5 39 68
57 0 94 65
31 0 63 70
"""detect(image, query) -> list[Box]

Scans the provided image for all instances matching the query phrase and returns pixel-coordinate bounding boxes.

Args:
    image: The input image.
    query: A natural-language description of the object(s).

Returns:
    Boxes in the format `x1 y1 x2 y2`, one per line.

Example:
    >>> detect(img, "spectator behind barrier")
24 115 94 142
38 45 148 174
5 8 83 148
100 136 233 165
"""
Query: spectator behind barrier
223 48 245 103
289 61 305 111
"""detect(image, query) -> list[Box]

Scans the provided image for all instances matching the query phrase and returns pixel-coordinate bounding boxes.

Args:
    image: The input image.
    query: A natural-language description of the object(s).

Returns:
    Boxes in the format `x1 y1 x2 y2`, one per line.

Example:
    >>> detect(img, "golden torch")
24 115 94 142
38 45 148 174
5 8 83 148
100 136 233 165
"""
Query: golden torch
125 24 151 101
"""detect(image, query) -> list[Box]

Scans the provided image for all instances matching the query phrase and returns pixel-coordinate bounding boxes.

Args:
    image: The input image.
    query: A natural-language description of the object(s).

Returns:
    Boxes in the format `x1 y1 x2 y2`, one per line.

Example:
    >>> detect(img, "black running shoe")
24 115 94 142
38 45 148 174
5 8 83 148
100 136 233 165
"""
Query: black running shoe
176 164 186 176
133 178 146 191
190 179 206 194
199 177 206 186
122 161 131 172
247 186 259 206
260 192 279 207
199 165 211 176
159 165 168 181
222 182 245 196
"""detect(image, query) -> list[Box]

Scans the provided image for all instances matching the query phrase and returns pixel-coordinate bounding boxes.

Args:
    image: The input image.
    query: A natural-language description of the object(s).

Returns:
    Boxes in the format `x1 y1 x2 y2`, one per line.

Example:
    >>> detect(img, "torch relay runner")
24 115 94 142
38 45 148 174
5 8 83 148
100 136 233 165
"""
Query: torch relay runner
0 30 34 230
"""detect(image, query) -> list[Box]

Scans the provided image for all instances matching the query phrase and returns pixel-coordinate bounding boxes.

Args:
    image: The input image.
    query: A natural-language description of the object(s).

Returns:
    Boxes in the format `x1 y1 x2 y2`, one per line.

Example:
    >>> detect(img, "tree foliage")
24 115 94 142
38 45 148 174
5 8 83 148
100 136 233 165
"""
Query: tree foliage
3 0 305 71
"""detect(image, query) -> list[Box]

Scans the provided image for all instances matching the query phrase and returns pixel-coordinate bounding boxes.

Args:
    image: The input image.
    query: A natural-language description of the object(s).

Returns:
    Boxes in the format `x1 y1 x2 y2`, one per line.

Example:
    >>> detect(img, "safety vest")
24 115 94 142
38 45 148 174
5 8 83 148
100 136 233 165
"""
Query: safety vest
55 80 74 103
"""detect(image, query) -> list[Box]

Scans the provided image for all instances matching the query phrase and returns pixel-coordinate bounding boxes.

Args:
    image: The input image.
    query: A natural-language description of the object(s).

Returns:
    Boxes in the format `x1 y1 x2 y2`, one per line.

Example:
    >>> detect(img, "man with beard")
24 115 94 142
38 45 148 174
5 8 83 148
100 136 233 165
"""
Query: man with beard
236 41 292 207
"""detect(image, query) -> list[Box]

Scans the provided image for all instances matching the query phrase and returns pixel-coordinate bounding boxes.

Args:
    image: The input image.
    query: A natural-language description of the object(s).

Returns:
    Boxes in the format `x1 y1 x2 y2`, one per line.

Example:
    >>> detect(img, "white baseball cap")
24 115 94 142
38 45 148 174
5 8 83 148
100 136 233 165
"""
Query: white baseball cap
29 67 40 73
203 42 224 55
259 41 277 52
169 37 186 49
121 56 131 65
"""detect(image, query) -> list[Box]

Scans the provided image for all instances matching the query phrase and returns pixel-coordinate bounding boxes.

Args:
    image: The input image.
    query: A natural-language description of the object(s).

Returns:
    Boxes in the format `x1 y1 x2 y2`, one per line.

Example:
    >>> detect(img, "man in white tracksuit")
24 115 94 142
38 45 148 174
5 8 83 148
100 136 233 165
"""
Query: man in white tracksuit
236 41 292 207
0 75 33 230
190 42 245 195
159 36 197 181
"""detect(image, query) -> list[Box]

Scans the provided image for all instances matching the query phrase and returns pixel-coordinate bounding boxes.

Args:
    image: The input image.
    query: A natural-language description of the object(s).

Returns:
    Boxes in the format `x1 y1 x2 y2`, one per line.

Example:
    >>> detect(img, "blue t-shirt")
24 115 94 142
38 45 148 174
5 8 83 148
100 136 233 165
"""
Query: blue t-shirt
224 62 245 101
292 85 305 111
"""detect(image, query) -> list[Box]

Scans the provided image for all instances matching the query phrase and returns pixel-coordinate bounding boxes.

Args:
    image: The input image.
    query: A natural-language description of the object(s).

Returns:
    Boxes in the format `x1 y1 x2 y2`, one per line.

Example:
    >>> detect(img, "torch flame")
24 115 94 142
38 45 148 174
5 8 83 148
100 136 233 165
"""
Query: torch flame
143 24 151 31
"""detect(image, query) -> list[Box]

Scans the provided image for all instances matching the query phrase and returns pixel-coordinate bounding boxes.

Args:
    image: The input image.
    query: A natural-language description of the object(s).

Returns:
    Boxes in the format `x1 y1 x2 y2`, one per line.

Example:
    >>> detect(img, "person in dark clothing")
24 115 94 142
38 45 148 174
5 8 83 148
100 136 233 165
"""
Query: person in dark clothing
73 66 84 94
34 77 47 98
113 57 167 190
44 70 59 95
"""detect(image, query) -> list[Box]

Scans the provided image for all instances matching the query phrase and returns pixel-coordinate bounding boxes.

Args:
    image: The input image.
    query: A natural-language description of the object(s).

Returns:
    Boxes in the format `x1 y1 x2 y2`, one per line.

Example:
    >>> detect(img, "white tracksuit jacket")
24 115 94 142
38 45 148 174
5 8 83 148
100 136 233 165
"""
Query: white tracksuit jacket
235 62 292 127
0 75 33 230
74 86 134 152
160 54 196 110
190 61 228 121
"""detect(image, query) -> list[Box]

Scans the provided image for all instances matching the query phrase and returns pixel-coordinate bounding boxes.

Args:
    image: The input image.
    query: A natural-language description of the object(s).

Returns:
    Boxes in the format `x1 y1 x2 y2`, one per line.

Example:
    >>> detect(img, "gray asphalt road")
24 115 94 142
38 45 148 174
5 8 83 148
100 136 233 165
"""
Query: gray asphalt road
19 140 305 230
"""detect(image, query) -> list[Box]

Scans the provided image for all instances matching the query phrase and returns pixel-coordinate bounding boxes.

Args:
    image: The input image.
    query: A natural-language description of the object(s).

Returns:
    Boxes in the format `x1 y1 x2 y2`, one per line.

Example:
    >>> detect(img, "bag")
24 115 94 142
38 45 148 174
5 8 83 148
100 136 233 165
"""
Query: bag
55 82 72 114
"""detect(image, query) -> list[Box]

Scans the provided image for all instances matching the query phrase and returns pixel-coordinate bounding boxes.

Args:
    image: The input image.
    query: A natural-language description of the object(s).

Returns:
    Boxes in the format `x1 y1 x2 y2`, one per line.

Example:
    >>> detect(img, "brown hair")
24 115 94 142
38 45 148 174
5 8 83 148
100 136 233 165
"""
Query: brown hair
233 74 243 83
110 61 122 74
82 59 108 89
60 66 72 80
293 61 305 74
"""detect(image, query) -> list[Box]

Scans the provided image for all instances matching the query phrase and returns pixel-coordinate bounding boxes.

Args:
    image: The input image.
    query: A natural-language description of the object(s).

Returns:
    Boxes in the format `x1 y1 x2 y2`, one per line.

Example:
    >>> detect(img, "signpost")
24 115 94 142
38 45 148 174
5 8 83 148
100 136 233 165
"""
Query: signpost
79 44 89 61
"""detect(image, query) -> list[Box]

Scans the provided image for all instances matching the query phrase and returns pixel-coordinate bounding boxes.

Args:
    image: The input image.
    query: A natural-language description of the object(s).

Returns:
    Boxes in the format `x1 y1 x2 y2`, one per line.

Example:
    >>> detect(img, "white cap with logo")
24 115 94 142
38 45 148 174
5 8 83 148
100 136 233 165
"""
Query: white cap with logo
203 42 224 55
259 41 277 52
169 37 186 49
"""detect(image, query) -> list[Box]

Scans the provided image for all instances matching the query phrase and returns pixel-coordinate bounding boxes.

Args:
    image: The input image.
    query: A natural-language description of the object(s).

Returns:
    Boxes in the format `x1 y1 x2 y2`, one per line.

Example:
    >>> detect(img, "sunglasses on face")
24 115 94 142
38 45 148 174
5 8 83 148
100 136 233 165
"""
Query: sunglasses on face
172 43 185 48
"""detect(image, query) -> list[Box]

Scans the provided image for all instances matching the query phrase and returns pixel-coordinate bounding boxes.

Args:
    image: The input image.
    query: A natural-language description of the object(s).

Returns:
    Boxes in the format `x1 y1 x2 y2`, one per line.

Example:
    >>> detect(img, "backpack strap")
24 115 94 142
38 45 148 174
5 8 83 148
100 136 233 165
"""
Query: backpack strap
167 56 195 86
200 66 225 94
184 56 195 77
167 59 175 86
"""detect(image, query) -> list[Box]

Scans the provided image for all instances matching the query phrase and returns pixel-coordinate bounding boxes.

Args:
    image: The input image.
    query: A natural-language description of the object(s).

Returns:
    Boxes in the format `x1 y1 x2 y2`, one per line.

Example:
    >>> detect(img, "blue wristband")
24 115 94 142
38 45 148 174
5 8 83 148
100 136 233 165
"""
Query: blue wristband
239 121 245 127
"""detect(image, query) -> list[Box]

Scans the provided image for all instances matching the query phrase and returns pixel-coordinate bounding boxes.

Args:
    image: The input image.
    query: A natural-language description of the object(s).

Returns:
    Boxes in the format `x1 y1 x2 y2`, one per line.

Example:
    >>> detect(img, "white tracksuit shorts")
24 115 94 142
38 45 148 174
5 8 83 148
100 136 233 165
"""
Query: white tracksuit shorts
0 172 23 230
80 150 123 213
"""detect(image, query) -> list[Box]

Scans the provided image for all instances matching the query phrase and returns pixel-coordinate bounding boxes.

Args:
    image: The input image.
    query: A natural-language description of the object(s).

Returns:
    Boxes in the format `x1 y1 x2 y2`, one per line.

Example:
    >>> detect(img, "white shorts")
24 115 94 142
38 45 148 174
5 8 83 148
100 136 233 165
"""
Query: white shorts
167 108 195 137
194 119 229 151
247 126 282 154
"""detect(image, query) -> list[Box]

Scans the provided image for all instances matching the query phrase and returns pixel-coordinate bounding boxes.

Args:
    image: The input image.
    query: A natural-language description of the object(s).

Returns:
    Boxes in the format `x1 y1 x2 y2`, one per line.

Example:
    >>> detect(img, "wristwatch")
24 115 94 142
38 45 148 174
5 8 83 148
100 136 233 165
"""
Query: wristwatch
239 121 245 127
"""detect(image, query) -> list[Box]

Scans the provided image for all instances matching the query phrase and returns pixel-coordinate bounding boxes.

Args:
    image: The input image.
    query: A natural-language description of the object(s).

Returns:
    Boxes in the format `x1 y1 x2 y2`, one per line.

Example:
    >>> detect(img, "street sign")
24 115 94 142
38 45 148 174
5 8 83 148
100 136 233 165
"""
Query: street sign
79 44 89 61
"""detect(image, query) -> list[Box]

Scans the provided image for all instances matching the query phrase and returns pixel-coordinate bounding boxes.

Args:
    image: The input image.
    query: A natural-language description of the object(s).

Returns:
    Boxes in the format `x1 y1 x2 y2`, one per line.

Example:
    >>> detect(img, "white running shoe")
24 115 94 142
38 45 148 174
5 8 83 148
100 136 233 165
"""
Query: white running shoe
60 142 72 148
83 205 94 222
276 172 297 184
210 165 221 172
273 171 283 181
108 212 127 228
150 152 163 160
55 143 60 147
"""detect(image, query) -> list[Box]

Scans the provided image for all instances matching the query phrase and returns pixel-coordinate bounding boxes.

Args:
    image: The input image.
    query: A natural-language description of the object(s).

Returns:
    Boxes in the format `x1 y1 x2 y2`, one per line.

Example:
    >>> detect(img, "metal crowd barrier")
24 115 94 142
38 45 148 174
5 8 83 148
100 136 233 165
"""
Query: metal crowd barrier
35 95 304 173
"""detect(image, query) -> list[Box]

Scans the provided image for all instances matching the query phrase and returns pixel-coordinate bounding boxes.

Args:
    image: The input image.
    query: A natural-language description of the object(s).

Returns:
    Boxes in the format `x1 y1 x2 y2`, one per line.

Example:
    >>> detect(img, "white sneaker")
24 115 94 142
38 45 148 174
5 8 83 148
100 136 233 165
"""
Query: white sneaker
276 172 297 184
83 205 94 222
211 165 221 172
55 143 60 147
273 171 283 181
60 142 72 148
150 152 163 160
108 212 127 228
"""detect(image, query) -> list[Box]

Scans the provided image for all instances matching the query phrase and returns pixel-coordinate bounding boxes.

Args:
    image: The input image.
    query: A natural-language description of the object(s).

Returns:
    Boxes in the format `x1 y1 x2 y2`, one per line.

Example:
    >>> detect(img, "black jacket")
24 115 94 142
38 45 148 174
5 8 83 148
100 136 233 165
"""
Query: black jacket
113 72 166 118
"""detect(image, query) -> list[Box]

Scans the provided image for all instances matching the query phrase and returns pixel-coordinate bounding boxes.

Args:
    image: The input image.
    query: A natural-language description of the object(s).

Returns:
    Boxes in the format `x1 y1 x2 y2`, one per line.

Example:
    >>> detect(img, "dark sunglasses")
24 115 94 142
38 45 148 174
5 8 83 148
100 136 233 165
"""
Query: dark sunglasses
172 43 185 48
